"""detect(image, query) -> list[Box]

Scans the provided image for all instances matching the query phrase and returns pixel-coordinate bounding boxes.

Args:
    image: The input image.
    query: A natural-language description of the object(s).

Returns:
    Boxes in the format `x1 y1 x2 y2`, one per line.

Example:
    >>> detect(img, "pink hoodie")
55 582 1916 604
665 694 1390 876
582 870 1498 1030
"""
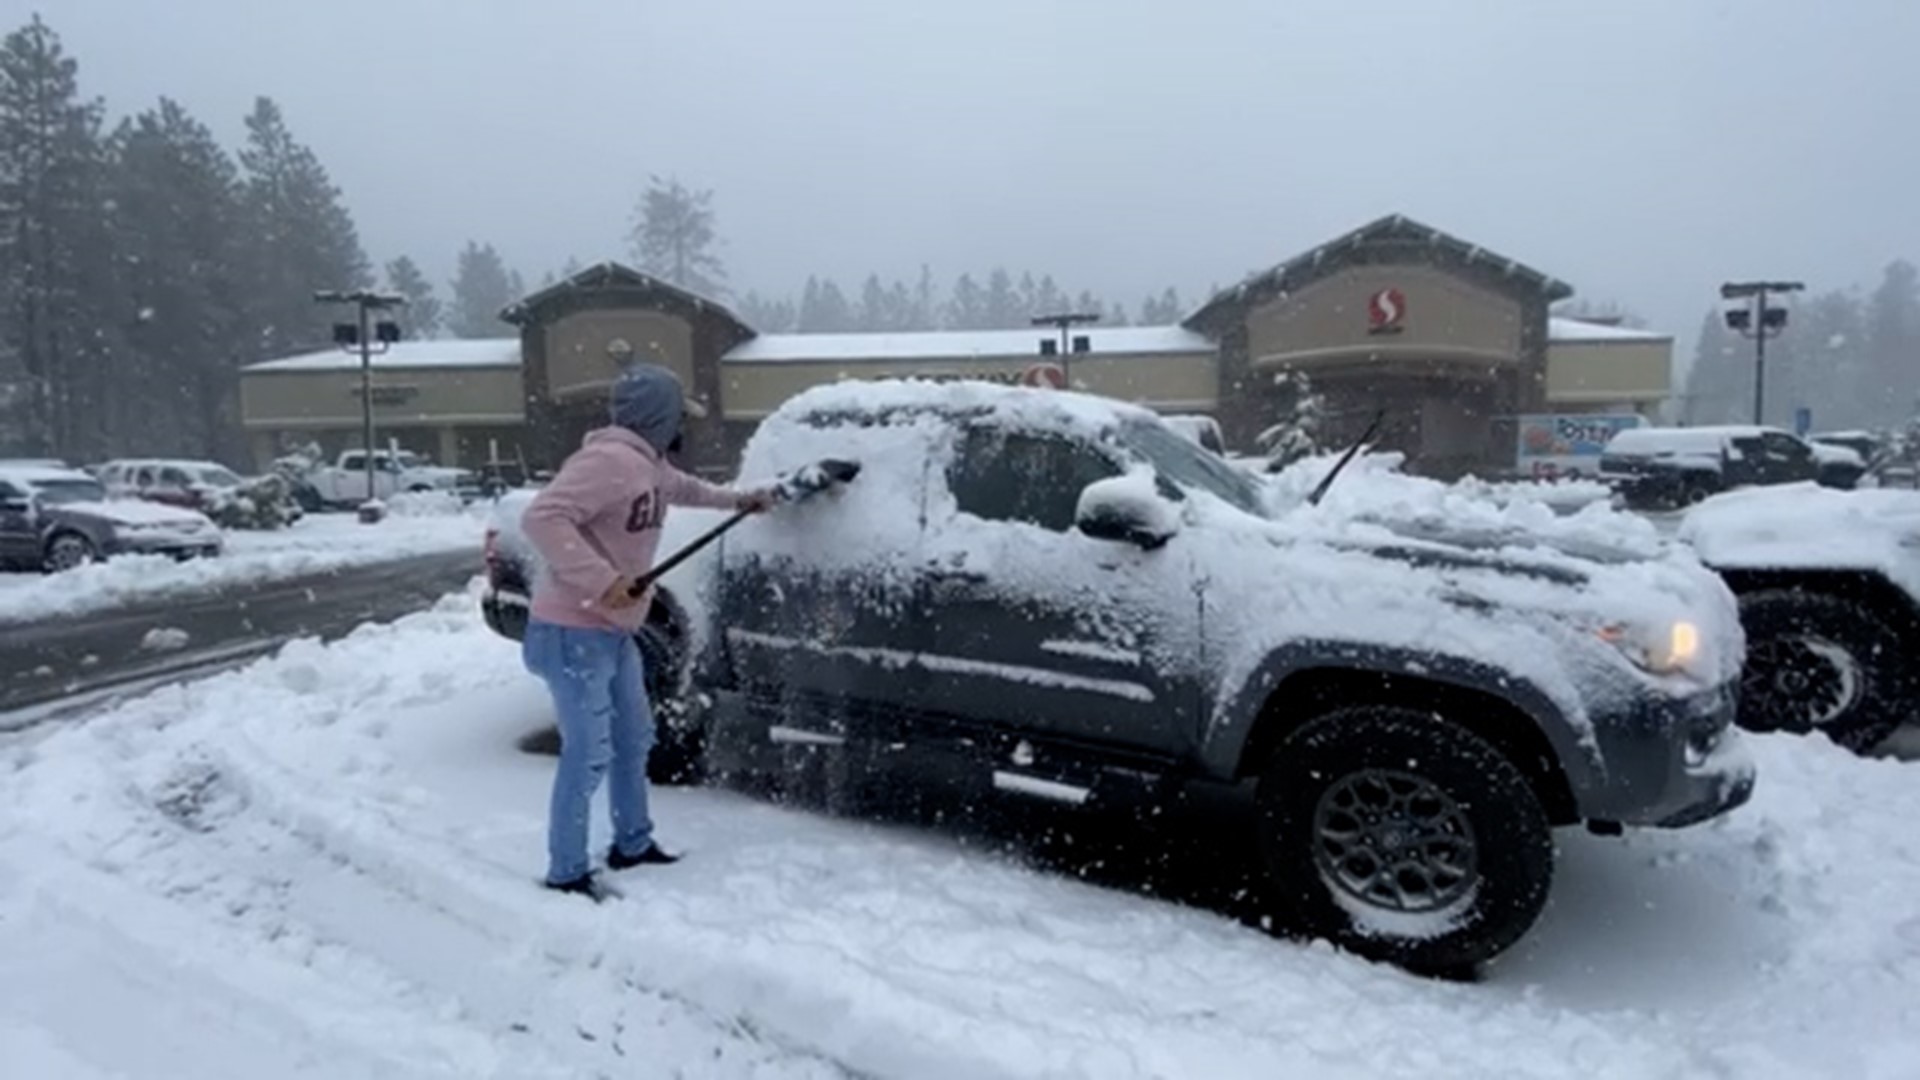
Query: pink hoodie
520 426 741 633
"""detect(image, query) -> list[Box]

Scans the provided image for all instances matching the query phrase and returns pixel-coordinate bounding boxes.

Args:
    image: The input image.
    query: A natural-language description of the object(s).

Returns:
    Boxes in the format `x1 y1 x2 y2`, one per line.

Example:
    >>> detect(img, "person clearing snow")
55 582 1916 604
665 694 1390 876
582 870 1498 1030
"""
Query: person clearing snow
519 366 776 899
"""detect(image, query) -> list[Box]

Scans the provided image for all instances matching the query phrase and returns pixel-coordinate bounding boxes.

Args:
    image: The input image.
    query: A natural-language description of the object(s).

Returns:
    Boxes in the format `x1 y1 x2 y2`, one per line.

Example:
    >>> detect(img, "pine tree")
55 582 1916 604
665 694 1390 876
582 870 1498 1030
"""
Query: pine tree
1682 308 1744 425
947 273 987 330
0 15 118 458
111 97 249 458
1016 272 1039 322
858 273 893 332
737 290 796 332
384 256 442 340
984 268 1022 329
628 174 725 297
1259 370 1326 470
448 241 516 338
236 96 369 359
797 276 853 332
912 265 937 330
1868 260 1920 419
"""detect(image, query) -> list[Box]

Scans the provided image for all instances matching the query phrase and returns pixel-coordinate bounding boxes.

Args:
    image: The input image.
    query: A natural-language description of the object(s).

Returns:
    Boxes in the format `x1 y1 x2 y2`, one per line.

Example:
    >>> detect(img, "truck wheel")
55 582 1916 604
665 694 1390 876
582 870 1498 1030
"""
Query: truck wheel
1254 706 1553 974
43 532 97 573
1681 478 1715 506
638 613 703 785
1735 590 1905 752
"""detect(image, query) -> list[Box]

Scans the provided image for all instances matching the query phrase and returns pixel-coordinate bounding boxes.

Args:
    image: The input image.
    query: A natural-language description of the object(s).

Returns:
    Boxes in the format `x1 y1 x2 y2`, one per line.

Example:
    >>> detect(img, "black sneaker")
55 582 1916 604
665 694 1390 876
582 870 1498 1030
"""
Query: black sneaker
606 842 680 870
543 873 616 902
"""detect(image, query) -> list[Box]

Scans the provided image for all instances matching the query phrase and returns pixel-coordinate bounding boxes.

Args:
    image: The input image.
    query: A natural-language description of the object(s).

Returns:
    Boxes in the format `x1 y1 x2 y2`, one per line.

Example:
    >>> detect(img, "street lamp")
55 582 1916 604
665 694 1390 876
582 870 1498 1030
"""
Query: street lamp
1720 280 1803 425
314 289 406 504
1031 311 1101 385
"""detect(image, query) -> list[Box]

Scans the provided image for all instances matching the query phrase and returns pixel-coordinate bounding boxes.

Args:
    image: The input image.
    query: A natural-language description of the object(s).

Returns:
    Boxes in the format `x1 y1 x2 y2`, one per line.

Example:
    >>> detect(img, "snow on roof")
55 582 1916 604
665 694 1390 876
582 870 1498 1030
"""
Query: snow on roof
766 377 1158 431
244 339 521 373
1547 317 1671 344
0 464 93 486
723 325 1212 364
1605 426 1777 456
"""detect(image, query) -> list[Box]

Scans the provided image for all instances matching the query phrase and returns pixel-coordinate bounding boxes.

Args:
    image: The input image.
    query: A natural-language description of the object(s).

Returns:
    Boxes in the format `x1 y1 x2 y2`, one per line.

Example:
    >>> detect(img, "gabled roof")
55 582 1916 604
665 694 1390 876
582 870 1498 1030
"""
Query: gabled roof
1185 214 1575 331
499 261 752 335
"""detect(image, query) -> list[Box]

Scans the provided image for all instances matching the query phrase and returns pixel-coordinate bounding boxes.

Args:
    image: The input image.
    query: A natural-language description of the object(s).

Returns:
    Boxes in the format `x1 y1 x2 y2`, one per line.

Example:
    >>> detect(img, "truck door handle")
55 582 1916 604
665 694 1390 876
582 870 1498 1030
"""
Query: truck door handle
925 569 987 586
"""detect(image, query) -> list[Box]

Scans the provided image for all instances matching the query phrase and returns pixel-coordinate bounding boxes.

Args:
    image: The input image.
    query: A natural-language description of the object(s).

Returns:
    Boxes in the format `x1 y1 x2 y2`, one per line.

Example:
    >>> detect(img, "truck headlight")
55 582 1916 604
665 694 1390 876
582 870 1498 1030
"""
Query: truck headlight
1598 620 1700 674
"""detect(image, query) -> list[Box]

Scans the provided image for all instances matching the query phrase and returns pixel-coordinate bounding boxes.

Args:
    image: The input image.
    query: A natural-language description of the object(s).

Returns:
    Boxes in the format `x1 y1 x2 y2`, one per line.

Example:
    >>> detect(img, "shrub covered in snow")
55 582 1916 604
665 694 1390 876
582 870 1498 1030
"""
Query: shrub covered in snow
200 474 298 531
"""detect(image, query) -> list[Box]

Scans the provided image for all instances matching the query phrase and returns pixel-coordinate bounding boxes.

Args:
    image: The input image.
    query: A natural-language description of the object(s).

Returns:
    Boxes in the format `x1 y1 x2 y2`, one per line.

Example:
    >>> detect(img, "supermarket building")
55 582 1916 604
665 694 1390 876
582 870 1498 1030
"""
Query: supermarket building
238 214 1672 479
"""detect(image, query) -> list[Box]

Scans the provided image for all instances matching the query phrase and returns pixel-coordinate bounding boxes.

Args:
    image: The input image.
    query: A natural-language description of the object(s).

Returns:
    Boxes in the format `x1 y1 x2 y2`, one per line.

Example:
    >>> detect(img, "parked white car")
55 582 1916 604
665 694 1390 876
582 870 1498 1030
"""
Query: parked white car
0 465 222 572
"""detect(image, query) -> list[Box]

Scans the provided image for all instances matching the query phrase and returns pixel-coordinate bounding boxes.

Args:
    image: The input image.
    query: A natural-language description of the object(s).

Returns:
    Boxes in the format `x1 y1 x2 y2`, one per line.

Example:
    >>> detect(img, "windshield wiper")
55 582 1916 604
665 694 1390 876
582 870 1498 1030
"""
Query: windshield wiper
1307 409 1387 507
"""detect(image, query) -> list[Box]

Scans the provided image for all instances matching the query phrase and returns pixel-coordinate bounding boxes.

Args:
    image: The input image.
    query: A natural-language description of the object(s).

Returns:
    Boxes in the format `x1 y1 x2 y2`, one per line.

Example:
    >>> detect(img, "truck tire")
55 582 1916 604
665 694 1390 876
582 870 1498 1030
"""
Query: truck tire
1735 590 1905 752
1254 706 1553 974
638 609 703 785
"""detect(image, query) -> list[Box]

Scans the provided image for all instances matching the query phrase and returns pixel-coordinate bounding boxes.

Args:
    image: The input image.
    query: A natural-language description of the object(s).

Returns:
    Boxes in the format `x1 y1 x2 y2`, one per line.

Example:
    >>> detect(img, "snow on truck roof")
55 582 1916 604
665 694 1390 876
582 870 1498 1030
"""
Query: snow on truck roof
770 378 1159 431
1605 426 1785 455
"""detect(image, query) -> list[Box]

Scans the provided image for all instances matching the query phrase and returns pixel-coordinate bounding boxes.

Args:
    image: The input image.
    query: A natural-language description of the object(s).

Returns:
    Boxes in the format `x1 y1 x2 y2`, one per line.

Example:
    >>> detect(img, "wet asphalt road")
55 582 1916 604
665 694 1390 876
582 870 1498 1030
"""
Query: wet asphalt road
0 550 479 724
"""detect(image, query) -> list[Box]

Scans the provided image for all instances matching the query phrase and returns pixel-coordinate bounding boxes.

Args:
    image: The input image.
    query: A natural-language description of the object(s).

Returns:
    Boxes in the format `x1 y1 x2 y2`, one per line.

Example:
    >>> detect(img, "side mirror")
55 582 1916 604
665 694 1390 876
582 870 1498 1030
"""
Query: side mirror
1075 474 1179 550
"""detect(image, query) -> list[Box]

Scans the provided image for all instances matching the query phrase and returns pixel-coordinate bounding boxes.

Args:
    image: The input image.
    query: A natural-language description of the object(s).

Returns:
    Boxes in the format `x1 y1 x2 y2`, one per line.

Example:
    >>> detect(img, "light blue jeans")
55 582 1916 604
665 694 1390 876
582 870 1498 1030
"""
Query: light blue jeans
523 619 655 884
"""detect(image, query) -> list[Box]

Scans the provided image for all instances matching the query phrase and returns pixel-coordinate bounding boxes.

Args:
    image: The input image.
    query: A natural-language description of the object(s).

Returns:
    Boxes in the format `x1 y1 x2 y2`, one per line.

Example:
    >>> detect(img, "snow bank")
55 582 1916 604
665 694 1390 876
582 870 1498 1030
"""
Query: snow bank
0 508 487 626
1 598 1915 1078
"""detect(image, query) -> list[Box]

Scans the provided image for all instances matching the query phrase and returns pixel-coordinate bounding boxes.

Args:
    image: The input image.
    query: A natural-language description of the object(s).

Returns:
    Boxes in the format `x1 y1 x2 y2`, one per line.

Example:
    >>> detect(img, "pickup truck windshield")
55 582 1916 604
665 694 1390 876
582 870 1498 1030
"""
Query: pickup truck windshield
1115 419 1266 517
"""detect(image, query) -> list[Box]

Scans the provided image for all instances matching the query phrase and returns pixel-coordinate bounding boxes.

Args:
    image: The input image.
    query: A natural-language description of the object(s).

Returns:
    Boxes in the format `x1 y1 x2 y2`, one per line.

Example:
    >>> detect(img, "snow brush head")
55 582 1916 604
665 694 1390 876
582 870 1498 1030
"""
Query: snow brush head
778 458 861 502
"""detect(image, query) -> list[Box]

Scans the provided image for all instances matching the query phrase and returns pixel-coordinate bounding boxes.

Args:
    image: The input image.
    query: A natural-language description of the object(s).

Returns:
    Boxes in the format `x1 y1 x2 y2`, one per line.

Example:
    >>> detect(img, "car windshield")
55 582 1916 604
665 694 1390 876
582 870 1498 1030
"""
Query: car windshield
195 466 243 487
31 478 106 505
1114 417 1266 517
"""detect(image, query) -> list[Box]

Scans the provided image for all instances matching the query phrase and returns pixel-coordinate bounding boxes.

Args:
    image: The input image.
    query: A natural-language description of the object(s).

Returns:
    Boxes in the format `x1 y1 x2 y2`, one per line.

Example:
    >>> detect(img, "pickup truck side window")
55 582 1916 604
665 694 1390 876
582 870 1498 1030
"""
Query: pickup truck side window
949 429 1118 532
1761 433 1811 462
160 467 190 487
340 453 365 471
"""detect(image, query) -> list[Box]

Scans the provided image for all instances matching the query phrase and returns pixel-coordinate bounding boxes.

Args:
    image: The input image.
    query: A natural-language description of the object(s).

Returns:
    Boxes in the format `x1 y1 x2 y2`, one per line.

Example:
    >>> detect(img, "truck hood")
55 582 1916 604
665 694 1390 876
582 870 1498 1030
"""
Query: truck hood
1680 483 1920 601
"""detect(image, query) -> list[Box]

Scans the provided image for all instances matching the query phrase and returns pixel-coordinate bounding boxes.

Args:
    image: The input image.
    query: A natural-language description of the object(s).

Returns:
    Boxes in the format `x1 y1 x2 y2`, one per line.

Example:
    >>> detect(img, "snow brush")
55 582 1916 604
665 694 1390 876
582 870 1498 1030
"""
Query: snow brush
625 458 861 597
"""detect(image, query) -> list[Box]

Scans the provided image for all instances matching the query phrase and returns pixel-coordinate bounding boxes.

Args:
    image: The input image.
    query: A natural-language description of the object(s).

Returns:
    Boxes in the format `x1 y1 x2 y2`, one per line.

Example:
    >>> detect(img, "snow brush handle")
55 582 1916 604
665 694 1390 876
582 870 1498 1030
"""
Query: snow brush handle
625 458 861 598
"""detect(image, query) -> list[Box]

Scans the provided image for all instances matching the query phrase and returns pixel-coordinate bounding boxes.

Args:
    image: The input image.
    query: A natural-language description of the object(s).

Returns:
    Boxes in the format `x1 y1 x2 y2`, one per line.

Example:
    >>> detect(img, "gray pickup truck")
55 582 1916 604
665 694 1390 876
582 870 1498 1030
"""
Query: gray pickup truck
484 381 1755 973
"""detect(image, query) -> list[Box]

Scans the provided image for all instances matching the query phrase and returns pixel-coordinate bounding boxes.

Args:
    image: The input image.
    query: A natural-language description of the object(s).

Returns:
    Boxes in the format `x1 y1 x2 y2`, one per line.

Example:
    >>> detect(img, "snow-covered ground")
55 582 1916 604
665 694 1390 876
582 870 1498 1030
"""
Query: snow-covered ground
2 586 1917 1079
0 500 486 626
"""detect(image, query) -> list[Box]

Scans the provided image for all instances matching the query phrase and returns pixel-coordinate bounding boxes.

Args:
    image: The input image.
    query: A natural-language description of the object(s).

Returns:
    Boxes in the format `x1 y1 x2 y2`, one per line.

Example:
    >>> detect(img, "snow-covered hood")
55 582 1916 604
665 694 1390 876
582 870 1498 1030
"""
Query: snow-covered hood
58 498 216 529
1680 483 1920 601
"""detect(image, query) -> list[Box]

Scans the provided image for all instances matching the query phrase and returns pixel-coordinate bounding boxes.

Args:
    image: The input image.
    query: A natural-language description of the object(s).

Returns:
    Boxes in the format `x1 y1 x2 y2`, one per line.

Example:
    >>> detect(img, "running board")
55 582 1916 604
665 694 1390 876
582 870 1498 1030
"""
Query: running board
768 724 847 747
992 770 1092 805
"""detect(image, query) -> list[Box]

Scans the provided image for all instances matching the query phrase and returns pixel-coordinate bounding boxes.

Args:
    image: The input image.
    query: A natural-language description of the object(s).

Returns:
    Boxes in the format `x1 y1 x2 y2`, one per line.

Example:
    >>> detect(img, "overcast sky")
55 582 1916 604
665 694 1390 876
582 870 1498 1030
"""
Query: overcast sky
29 0 1920 357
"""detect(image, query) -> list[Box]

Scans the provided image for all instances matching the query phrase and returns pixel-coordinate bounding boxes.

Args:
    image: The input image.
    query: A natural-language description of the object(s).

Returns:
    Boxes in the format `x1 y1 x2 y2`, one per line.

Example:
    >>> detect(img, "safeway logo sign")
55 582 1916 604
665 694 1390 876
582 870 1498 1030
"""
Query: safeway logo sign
1367 287 1406 335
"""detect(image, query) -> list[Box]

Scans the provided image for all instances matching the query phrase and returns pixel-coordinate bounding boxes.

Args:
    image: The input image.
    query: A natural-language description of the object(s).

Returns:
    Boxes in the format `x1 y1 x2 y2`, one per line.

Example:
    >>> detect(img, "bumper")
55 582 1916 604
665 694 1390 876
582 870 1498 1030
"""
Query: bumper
106 534 222 559
1581 682 1756 828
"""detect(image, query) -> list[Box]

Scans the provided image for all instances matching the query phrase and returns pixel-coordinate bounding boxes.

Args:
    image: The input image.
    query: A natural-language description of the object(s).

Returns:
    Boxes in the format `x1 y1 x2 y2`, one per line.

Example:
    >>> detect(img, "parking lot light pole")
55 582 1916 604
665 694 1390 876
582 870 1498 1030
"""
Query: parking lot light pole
1031 311 1101 385
314 290 406 504
1720 280 1804 425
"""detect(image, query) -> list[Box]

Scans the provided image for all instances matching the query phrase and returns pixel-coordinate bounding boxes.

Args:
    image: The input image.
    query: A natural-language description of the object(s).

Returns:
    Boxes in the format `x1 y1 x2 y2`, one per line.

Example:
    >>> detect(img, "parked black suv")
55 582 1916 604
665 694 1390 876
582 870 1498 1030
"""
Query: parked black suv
483 381 1754 972
1600 425 1865 508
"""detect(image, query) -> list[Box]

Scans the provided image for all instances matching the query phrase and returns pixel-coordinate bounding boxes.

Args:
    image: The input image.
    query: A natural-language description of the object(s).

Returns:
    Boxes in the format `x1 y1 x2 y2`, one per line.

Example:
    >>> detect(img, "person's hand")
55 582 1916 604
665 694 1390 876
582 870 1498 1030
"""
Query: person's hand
735 488 777 514
599 577 643 610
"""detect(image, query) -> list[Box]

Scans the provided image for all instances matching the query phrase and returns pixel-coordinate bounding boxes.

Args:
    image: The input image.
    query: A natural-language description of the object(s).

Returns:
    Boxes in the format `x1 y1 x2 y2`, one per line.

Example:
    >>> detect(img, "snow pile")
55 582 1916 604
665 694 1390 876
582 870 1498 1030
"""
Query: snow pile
0 600 1915 1078
1680 483 1920 600
384 489 469 517
0 509 486 625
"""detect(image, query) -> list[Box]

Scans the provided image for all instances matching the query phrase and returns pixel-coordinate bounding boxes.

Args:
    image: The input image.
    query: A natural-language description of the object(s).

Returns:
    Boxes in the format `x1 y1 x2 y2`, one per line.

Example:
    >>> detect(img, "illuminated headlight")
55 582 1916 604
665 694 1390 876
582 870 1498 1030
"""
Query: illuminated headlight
1597 620 1701 674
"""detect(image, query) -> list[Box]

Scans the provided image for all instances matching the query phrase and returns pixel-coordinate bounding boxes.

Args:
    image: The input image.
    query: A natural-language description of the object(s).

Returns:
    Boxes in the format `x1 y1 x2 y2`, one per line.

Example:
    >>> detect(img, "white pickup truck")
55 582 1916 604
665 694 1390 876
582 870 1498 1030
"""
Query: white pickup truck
299 450 476 509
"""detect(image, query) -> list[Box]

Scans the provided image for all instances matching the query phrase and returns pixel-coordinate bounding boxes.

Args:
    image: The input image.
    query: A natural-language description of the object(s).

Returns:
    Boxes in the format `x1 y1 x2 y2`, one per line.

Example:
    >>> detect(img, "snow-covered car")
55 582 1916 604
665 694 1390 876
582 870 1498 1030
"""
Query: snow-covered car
0 465 222 571
97 457 302 528
481 381 1753 973
1599 425 1864 508
1678 483 1920 753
